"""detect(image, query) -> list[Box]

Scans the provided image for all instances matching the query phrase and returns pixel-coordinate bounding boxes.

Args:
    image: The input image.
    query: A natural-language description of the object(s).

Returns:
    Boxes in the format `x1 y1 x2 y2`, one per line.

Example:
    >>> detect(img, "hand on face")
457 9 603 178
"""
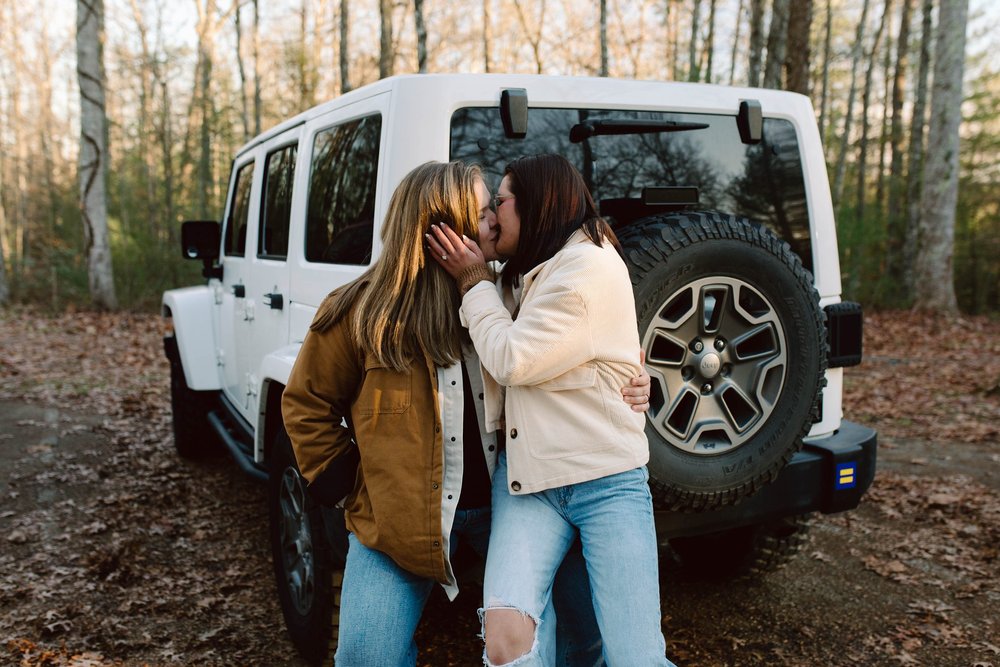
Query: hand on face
426 223 486 280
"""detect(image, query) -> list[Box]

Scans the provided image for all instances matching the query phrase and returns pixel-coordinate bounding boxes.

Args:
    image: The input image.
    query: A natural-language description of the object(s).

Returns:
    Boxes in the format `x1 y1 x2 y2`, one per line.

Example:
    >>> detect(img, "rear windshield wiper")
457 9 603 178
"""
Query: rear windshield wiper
569 119 709 143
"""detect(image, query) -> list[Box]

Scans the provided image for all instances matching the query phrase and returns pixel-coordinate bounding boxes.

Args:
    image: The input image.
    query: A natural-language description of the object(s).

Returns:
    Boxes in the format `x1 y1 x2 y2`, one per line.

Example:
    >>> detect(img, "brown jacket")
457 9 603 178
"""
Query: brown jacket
281 309 452 585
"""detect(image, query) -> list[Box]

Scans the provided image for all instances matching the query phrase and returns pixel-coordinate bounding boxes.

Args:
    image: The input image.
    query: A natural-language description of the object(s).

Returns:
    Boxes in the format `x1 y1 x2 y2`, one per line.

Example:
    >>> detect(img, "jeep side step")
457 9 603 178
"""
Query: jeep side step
207 399 268 482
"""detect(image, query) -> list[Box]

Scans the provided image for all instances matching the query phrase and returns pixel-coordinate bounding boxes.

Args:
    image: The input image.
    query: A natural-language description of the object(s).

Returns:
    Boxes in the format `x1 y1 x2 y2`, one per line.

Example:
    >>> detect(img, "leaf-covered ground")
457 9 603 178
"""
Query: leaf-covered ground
0 308 997 666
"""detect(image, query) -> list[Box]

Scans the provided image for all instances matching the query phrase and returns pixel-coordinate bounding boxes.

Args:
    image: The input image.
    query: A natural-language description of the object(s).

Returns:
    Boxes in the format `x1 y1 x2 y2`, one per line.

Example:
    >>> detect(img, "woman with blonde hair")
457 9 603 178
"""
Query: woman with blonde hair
282 160 650 665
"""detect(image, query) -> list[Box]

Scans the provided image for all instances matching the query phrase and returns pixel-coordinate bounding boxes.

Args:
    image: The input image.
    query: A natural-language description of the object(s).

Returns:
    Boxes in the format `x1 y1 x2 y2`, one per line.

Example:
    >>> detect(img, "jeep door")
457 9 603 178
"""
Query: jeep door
237 128 302 424
287 94 388 338
218 154 259 415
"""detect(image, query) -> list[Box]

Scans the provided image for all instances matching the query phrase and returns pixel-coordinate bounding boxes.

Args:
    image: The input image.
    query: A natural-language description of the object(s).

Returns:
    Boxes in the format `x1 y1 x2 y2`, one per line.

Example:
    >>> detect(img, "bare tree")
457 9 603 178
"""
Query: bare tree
340 0 351 92
785 0 812 94
747 0 766 86
818 0 833 139
483 0 492 72
703 0 717 82
512 0 546 74
77 0 116 309
380 0 394 78
885 0 914 290
855 0 890 222
832 0 872 207
763 0 790 89
253 0 261 133
415 0 428 72
729 0 745 85
600 0 609 76
914 0 968 312
688 0 702 81
234 2 250 138
904 0 933 293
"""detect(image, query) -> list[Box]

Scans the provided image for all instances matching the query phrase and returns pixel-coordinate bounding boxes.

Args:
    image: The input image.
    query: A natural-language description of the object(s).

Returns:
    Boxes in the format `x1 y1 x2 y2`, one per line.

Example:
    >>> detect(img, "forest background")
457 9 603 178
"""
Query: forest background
0 0 997 314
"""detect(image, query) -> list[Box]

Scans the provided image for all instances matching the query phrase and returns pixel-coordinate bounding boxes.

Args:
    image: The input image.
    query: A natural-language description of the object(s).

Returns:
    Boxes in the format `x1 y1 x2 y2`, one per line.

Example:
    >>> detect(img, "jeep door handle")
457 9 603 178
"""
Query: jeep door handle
263 292 283 310
232 284 246 298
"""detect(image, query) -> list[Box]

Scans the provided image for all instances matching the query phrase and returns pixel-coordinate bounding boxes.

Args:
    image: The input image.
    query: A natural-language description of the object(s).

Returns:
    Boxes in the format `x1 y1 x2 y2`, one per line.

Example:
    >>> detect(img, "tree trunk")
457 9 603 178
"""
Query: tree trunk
339 0 351 92
0 122 8 306
875 19 893 214
703 0 717 83
234 3 250 138
729 0 745 85
747 0 766 87
832 0 872 208
688 0 701 82
785 0 812 94
763 0 790 89
76 0 117 309
600 0 609 76
512 0 546 74
885 0 913 291
482 0 492 72
379 0 394 78
415 0 427 72
253 0 261 132
818 0 833 139
855 0 890 224
914 0 967 313
905 0 933 295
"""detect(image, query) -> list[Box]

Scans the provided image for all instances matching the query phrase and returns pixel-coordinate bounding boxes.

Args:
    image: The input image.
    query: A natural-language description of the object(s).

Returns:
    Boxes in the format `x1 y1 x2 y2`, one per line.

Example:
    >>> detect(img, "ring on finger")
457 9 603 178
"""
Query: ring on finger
442 254 448 261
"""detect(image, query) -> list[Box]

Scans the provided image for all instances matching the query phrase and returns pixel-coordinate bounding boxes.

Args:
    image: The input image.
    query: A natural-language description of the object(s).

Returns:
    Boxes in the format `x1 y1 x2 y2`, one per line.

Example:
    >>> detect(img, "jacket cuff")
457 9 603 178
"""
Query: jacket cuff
457 263 494 295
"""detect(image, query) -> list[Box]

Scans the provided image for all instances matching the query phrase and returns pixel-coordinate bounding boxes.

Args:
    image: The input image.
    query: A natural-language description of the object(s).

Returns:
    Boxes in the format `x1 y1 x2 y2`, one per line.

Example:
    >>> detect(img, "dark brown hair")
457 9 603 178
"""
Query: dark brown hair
500 154 621 287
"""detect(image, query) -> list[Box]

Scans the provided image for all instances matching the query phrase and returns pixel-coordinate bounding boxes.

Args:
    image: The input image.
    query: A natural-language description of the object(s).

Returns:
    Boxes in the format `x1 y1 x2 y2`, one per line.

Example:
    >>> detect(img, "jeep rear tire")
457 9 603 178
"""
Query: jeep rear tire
168 354 220 459
619 211 826 511
667 514 812 579
268 429 344 666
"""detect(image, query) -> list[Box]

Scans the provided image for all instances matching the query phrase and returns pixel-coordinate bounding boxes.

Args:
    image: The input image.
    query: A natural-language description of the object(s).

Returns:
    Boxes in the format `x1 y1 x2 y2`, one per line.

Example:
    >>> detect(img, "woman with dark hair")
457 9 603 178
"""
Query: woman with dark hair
429 154 674 666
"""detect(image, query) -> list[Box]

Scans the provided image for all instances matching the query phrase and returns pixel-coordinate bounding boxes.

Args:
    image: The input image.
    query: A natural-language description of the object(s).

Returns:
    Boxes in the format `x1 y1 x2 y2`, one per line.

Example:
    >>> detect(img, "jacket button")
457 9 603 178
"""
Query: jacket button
511 481 521 491
435 425 441 433
510 428 518 439
479 393 484 399
433 540 440 547
488 445 495 452
432 483 439 489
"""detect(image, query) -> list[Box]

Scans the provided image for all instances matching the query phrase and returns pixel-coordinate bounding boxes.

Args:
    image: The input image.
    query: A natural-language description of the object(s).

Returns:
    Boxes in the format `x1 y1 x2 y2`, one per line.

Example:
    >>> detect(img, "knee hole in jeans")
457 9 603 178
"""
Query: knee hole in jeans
480 602 539 666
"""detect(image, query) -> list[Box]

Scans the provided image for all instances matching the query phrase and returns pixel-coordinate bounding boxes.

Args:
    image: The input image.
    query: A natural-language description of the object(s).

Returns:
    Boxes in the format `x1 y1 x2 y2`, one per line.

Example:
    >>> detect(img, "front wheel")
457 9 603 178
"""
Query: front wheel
168 351 220 459
268 429 345 666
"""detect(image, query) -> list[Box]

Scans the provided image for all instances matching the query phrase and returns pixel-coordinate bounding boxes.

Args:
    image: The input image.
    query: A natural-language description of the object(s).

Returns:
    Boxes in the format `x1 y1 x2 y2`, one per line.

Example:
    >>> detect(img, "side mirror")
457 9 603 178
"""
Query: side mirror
181 220 223 280
181 220 221 260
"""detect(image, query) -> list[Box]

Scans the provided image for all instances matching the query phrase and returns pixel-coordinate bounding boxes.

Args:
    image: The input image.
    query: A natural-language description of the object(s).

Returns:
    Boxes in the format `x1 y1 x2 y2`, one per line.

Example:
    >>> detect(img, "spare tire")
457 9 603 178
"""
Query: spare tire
618 211 826 511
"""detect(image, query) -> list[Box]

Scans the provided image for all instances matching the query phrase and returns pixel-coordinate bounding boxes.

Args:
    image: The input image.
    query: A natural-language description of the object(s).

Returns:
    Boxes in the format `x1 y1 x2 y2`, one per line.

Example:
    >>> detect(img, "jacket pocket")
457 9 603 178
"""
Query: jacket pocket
357 358 412 415
534 365 597 392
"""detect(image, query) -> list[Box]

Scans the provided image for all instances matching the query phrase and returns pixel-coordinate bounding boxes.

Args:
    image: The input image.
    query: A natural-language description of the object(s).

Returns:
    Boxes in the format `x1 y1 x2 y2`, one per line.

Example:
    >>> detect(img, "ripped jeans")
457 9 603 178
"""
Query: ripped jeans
481 452 674 667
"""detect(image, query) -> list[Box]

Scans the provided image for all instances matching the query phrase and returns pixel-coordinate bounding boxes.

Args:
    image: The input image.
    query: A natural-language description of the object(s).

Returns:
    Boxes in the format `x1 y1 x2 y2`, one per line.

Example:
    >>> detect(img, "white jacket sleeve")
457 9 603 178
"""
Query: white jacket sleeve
460 273 596 387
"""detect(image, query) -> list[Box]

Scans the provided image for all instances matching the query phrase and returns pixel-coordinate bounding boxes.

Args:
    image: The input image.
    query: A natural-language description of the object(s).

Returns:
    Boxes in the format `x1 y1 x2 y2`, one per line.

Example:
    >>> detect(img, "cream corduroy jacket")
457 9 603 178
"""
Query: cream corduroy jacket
461 229 648 495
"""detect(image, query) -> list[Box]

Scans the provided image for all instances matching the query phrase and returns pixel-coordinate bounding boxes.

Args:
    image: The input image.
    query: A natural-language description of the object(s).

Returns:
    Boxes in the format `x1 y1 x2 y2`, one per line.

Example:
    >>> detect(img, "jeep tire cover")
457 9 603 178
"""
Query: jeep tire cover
619 211 826 511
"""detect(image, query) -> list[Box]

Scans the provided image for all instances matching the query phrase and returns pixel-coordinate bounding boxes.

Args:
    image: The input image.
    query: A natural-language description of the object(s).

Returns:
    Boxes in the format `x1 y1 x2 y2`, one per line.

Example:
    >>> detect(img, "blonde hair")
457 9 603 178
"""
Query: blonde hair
311 161 483 371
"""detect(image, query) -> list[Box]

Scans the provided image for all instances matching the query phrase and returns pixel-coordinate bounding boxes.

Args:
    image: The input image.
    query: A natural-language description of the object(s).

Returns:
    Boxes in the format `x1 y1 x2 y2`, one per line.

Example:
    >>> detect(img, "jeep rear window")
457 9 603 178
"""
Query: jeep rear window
305 114 381 265
450 107 812 271
258 143 297 260
224 161 255 257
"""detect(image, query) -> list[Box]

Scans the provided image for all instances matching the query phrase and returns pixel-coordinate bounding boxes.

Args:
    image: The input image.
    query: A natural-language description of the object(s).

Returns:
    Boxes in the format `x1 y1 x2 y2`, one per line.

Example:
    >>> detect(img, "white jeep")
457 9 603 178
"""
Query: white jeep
163 73 875 664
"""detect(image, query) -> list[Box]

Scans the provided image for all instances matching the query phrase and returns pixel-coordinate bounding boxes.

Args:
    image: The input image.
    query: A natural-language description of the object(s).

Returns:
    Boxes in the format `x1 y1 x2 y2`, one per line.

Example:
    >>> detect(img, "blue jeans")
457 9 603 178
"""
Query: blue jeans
483 452 674 667
334 506 603 666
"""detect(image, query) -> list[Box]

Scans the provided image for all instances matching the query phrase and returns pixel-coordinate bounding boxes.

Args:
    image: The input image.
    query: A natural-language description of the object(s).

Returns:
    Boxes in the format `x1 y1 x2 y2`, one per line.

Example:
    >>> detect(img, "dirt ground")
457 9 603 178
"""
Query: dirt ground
0 309 997 667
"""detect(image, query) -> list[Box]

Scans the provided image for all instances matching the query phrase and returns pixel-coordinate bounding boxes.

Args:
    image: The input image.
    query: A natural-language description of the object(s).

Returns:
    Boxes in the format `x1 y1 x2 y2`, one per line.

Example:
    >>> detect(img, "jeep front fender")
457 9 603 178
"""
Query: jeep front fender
162 286 221 391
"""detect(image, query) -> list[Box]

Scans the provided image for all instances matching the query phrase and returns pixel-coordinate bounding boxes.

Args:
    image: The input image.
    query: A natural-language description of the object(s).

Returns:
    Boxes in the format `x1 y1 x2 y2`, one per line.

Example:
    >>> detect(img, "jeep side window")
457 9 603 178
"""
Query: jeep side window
305 114 381 265
224 161 255 257
450 107 812 270
258 143 297 260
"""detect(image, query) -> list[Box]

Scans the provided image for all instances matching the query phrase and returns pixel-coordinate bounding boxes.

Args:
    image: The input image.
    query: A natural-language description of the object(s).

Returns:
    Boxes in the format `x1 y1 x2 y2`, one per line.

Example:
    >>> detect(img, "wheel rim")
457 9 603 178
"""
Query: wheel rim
278 465 316 616
642 276 787 455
